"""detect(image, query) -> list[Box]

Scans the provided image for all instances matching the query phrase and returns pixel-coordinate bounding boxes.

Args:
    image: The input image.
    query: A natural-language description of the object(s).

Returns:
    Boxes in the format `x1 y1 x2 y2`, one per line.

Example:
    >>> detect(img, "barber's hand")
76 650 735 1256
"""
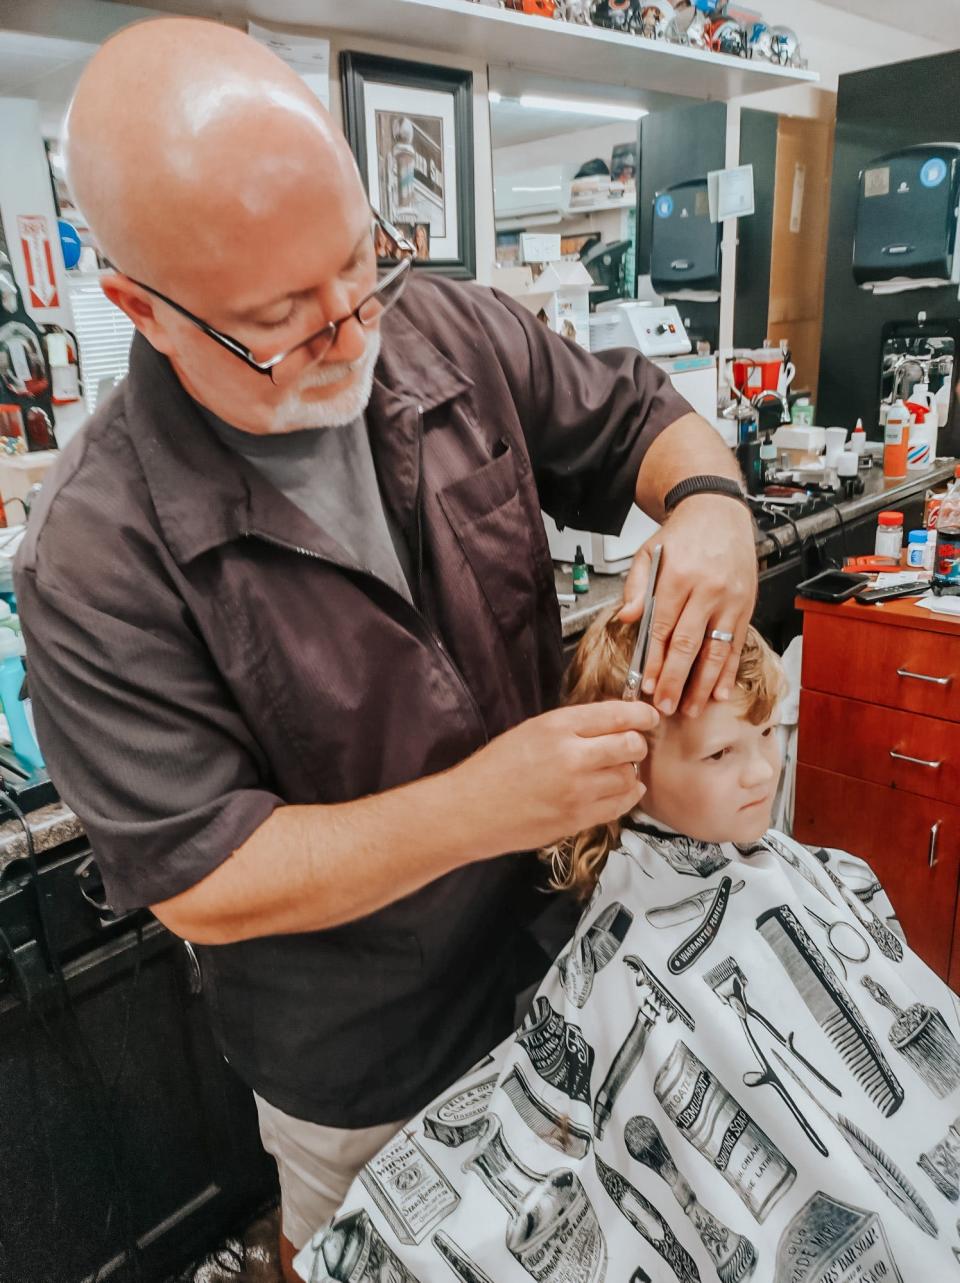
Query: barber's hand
619 495 757 717
461 702 658 855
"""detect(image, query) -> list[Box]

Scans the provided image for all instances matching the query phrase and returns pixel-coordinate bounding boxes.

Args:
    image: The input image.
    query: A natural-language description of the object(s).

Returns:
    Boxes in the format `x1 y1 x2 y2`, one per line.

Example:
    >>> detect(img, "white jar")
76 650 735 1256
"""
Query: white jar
875 511 904 560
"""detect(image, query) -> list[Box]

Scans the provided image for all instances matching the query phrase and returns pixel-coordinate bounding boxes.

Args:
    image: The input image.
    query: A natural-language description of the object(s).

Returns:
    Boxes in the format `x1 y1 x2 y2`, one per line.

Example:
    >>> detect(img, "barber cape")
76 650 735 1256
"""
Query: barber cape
295 823 960 1283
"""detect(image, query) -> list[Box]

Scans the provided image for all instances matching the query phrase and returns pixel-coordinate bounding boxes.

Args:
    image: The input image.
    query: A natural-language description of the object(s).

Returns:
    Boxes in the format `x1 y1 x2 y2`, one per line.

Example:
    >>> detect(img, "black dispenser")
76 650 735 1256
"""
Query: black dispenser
852 143 960 288
650 178 722 297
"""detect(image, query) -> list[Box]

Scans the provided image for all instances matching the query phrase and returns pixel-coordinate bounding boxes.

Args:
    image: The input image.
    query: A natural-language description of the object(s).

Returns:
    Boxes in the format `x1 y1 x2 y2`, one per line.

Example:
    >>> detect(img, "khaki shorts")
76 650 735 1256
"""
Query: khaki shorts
254 1092 405 1251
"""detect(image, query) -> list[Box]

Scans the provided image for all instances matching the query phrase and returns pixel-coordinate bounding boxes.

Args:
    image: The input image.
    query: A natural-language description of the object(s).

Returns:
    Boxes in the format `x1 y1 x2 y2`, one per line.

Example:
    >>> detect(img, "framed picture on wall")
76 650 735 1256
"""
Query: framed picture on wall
340 52 476 280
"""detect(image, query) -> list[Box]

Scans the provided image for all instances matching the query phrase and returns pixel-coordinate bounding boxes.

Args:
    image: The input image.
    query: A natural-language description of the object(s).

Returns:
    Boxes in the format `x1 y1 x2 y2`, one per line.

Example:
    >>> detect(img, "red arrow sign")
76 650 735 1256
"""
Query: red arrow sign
18 214 59 309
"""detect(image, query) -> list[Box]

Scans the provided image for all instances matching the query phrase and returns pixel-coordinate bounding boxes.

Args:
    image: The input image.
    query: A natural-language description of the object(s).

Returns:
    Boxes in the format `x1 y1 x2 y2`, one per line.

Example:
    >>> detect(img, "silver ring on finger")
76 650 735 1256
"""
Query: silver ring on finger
709 629 735 643
633 762 640 779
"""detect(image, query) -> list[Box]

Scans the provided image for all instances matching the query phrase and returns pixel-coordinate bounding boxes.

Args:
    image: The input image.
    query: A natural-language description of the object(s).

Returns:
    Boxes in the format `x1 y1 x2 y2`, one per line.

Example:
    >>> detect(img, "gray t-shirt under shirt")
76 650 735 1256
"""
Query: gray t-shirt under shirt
201 409 413 605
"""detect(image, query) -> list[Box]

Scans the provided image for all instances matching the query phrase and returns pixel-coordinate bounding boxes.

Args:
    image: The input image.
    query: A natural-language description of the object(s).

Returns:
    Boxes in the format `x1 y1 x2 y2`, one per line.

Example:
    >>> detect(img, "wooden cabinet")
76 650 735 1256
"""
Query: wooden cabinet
795 595 960 984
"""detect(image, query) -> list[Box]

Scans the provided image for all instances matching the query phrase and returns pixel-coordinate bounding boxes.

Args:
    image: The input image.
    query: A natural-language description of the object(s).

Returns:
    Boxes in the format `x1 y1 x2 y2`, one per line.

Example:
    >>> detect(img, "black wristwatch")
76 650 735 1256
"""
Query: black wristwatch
663 475 749 514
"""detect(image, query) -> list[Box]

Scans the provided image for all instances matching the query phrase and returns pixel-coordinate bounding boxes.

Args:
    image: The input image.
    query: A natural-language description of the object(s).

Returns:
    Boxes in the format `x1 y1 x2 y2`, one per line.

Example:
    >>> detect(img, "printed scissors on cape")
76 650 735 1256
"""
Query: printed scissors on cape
622 544 663 701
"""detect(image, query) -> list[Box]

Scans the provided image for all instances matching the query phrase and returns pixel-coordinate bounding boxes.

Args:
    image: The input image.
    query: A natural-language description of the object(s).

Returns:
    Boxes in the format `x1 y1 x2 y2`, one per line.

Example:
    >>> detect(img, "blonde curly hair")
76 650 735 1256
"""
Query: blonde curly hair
541 605 784 898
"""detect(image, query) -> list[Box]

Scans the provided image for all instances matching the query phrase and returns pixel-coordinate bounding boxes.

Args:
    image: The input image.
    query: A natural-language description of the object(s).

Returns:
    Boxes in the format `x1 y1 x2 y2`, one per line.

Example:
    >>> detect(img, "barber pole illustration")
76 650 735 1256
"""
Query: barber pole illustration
359 1131 459 1244
464 1116 608 1283
17 215 59 310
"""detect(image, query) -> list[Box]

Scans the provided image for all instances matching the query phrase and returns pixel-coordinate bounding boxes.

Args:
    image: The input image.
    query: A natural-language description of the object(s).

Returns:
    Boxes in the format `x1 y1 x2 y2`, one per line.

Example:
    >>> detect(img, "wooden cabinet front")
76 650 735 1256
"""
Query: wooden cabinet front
794 763 960 979
798 689 960 804
802 611 960 720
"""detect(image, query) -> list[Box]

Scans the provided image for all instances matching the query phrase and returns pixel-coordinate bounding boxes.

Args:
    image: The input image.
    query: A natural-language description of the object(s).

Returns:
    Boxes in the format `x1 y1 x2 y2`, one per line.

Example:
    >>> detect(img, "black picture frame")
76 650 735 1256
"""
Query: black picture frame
340 52 476 281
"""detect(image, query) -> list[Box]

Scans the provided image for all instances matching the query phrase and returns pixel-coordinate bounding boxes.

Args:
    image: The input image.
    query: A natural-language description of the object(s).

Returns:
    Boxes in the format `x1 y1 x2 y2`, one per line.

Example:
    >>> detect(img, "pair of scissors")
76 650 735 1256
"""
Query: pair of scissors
622 544 663 701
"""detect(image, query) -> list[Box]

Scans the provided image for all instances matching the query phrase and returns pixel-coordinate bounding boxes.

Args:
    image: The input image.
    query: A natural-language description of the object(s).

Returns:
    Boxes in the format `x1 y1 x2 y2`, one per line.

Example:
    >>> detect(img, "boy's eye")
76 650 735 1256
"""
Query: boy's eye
708 746 731 761
762 726 774 738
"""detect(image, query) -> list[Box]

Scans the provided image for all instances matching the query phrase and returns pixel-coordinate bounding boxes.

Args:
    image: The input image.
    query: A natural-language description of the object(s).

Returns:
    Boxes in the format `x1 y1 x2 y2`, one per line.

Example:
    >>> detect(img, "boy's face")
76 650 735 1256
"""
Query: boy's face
641 695 782 844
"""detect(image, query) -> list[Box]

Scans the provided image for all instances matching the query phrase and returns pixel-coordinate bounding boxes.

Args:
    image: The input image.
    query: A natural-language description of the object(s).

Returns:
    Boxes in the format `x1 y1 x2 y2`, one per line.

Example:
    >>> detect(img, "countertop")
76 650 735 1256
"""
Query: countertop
555 566 629 639
752 458 955 561
0 800 84 878
555 458 956 641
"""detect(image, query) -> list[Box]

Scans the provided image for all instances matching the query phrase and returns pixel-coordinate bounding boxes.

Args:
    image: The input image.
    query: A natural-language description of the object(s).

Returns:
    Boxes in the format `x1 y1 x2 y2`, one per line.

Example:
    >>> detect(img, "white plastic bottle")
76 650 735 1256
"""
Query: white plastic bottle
907 386 938 471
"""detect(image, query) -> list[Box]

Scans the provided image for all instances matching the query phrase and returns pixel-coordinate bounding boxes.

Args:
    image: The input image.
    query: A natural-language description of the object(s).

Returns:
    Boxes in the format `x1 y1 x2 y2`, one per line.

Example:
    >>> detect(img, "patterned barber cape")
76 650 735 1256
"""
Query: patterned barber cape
295 824 960 1283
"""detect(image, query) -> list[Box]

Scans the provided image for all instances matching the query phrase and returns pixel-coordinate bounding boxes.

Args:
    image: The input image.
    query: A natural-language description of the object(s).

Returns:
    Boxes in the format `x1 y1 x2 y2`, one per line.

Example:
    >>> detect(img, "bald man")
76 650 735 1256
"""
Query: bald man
14 18 757 1277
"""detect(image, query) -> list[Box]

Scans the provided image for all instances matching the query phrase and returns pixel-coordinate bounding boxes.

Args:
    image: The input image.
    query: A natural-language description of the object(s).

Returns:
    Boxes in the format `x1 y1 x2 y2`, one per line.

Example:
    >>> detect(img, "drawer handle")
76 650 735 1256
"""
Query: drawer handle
897 667 952 686
929 820 942 869
889 749 943 769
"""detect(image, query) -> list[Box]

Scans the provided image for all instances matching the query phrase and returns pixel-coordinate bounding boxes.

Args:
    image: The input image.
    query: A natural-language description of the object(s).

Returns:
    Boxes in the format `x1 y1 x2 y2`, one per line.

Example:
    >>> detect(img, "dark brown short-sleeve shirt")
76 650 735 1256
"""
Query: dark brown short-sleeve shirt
15 276 692 1125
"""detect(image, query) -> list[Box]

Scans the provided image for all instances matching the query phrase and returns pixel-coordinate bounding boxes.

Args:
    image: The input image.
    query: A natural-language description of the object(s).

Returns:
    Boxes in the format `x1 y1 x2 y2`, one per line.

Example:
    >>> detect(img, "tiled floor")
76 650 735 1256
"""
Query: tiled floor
171 1204 284 1283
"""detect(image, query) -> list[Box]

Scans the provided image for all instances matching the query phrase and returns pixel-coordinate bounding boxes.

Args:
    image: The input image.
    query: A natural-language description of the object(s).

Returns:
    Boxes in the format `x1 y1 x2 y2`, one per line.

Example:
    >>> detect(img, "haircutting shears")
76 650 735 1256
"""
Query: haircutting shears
622 543 662 701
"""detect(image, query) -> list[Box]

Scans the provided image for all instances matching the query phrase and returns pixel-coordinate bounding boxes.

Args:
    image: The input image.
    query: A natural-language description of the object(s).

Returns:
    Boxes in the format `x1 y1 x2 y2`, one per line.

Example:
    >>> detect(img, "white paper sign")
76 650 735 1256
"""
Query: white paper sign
790 163 806 234
707 164 755 222
520 233 561 264
248 22 330 108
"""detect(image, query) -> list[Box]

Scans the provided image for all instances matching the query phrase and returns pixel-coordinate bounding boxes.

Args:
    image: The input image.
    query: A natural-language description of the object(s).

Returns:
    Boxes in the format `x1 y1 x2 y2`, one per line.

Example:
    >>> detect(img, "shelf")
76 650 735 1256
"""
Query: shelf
565 197 635 213
496 200 634 230
157 0 819 102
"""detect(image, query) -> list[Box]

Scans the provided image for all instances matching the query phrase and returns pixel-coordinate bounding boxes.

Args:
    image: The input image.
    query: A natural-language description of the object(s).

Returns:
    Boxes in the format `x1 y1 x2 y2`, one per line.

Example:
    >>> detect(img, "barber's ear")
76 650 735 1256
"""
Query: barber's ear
100 272 174 355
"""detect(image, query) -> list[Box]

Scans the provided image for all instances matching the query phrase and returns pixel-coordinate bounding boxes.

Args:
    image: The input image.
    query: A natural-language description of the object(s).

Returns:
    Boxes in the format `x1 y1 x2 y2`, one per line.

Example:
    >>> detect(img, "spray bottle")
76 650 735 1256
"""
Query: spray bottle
0 631 43 771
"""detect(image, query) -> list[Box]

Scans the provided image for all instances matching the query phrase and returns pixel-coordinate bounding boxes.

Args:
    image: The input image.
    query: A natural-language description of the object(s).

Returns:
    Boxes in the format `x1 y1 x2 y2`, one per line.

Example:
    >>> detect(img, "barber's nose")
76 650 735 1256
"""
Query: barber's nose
326 312 368 364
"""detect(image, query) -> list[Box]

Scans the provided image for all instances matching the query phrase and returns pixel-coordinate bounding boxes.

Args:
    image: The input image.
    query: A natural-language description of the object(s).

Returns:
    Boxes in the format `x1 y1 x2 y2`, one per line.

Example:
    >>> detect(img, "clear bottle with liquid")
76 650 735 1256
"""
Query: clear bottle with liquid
933 465 960 596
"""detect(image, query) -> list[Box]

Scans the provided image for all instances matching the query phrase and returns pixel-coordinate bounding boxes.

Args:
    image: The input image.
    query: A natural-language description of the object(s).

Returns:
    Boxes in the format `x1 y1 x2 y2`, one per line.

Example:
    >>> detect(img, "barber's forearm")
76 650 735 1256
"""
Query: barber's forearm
635 411 742 521
151 765 501 945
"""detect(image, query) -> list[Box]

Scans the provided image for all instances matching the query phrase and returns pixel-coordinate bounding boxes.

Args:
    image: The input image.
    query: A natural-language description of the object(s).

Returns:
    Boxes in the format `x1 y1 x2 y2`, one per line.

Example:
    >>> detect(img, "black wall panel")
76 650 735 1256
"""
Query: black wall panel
818 51 960 450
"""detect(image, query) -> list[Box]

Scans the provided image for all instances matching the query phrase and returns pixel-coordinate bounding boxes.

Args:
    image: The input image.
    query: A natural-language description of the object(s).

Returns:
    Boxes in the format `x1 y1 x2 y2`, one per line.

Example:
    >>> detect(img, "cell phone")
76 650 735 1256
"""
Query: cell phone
855 580 929 604
796 569 871 603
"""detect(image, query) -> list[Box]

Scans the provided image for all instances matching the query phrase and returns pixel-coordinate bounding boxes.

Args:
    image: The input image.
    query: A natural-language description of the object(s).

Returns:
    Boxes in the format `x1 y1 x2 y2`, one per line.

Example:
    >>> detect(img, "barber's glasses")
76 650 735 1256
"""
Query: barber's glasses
120 212 414 387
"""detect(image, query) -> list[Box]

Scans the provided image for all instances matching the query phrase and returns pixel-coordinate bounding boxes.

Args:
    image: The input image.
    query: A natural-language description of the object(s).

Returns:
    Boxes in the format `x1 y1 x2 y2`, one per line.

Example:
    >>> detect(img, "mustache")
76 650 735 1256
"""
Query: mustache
298 354 368 388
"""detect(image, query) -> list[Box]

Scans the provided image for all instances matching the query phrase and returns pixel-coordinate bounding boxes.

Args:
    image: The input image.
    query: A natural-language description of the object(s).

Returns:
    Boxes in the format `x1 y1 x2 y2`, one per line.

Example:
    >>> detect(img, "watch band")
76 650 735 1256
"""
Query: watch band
663 475 749 514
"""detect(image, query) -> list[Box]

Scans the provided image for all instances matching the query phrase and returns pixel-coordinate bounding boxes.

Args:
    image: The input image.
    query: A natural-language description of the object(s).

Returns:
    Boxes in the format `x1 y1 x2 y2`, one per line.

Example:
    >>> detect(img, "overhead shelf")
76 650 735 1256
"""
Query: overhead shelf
224 0 819 102
495 199 635 231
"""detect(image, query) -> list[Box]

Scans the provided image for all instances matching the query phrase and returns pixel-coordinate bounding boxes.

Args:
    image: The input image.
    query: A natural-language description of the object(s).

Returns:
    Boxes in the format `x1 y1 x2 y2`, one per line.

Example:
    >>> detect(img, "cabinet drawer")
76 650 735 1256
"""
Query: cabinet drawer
794 763 960 980
802 612 960 720
798 689 960 804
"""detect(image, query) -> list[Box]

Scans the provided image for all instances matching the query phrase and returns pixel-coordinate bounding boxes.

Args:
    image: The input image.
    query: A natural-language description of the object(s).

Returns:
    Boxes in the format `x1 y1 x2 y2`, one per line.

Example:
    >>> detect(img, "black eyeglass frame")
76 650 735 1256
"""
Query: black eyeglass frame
116 211 414 381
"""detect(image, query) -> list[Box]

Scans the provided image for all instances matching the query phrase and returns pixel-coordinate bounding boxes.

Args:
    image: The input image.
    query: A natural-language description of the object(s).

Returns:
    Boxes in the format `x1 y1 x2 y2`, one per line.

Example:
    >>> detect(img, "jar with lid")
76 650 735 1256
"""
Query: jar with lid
875 510 904 560
906 530 928 569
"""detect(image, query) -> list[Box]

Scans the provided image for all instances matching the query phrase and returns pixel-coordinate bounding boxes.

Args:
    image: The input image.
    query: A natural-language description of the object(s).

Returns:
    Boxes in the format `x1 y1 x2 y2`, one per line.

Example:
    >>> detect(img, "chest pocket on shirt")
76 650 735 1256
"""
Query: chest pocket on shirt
438 439 537 647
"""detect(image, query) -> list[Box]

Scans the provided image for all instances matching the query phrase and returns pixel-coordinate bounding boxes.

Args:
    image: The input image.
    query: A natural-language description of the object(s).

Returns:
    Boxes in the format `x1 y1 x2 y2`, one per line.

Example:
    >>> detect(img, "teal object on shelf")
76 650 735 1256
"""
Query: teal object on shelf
0 631 43 770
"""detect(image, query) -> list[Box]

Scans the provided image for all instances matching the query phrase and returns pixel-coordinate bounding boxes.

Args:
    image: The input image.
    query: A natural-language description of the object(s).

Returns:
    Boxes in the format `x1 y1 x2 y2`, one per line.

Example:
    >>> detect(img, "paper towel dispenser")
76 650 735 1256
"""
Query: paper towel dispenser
853 143 960 291
650 179 722 299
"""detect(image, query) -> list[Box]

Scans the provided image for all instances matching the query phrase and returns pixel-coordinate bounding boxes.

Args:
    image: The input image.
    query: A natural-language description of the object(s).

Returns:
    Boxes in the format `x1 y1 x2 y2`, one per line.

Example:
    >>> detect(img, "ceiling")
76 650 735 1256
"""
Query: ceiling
822 0 960 48
0 31 98 134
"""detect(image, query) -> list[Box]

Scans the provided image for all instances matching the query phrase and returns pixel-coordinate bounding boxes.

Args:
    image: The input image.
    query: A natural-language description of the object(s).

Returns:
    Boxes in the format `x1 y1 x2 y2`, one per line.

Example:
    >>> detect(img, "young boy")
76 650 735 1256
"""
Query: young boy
295 614 960 1283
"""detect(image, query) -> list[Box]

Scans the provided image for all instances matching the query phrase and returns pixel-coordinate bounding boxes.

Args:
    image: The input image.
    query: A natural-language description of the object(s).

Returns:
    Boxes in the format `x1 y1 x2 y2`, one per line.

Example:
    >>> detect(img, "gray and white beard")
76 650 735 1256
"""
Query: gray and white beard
269 329 381 432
